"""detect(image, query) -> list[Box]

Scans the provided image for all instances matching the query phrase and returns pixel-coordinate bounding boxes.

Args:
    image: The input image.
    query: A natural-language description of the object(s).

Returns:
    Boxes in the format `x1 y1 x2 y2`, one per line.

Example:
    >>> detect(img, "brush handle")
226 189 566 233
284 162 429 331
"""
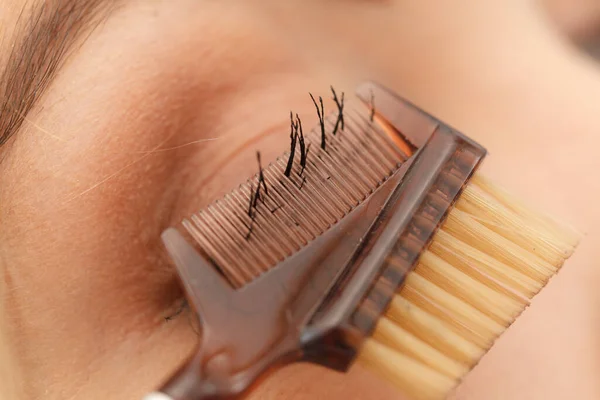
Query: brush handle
154 214 376 399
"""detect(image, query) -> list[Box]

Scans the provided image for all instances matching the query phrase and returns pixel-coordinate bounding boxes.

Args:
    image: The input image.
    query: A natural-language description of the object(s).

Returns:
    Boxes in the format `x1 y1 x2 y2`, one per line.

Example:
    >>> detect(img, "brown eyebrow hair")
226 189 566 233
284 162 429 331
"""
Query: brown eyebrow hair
0 0 116 148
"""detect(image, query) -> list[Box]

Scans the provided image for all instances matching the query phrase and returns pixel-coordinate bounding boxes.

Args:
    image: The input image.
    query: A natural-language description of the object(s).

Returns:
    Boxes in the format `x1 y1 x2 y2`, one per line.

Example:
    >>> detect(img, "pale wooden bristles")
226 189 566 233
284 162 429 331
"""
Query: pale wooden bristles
357 173 580 400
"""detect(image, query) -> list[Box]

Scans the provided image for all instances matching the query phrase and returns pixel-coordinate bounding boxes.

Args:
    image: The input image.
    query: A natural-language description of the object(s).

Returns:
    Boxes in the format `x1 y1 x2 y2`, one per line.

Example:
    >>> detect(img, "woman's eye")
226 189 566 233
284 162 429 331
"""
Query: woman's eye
1 2 598 400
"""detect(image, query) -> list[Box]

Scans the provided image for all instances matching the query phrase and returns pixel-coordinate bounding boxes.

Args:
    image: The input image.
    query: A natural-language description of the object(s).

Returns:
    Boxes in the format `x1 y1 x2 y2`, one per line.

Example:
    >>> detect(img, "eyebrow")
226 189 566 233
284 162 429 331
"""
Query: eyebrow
0 0 116 148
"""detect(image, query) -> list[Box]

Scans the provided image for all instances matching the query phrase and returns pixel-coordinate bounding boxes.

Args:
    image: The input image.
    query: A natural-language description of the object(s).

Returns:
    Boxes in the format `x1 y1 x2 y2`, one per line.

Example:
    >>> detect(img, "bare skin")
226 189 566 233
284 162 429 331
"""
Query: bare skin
1 1 599 399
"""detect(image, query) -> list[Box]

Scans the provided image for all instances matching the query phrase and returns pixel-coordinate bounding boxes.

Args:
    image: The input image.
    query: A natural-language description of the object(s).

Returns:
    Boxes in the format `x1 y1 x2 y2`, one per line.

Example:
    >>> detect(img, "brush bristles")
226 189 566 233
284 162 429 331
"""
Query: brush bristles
357 173 580 400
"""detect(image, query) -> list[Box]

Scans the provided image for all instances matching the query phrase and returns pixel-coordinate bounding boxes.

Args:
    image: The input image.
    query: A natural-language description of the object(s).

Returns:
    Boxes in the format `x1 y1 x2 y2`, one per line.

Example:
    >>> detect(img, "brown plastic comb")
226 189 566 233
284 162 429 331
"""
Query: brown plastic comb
143 82 486 400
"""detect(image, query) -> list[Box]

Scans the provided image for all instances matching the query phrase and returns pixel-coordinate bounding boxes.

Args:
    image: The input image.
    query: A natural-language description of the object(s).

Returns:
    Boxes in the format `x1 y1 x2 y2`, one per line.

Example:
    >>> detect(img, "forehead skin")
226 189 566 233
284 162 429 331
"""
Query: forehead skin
1 1 600 400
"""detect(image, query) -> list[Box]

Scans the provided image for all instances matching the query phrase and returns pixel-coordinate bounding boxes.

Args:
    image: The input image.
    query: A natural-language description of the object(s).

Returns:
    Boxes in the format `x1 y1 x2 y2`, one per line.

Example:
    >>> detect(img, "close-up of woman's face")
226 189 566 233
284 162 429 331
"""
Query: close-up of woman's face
1 1 600 399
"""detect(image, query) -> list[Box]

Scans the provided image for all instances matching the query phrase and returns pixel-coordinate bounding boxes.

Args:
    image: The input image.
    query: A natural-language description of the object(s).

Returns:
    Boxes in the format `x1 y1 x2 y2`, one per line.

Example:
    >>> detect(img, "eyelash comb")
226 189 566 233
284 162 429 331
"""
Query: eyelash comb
144 82 579 400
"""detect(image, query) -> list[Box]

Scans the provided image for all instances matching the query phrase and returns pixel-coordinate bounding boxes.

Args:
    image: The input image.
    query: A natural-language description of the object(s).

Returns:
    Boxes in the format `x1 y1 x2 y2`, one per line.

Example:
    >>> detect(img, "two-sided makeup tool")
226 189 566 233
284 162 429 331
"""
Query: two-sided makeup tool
144 82 579 400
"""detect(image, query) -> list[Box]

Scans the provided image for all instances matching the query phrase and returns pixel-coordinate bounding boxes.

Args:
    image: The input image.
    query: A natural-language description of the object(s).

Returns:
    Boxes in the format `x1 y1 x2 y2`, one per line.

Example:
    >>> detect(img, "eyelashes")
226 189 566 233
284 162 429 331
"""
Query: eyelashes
310 93 326 150
330 86 345 135
246 151 268 239
245 86 347 240
185 87 404 287
309 86 346 151
369 88 376 122
284 113 300 178
164 84 381 317
165 85 376 315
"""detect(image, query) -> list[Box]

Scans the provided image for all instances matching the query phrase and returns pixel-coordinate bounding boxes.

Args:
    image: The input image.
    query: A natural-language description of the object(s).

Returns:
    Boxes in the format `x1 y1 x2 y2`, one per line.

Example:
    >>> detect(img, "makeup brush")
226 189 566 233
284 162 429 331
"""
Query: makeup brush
144 82 579 400
356 173 579 400
351 82 579 399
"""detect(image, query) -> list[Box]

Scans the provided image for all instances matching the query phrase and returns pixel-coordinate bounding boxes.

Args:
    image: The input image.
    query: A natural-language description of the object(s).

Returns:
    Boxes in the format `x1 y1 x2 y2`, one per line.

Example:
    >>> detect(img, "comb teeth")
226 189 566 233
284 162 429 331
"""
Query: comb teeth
184 108 407 288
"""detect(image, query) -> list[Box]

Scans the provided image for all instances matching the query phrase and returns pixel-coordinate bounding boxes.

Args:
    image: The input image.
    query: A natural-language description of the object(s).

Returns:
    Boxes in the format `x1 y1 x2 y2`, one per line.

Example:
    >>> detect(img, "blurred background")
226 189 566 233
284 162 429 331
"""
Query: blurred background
544 0 600 43
545 0 600 59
